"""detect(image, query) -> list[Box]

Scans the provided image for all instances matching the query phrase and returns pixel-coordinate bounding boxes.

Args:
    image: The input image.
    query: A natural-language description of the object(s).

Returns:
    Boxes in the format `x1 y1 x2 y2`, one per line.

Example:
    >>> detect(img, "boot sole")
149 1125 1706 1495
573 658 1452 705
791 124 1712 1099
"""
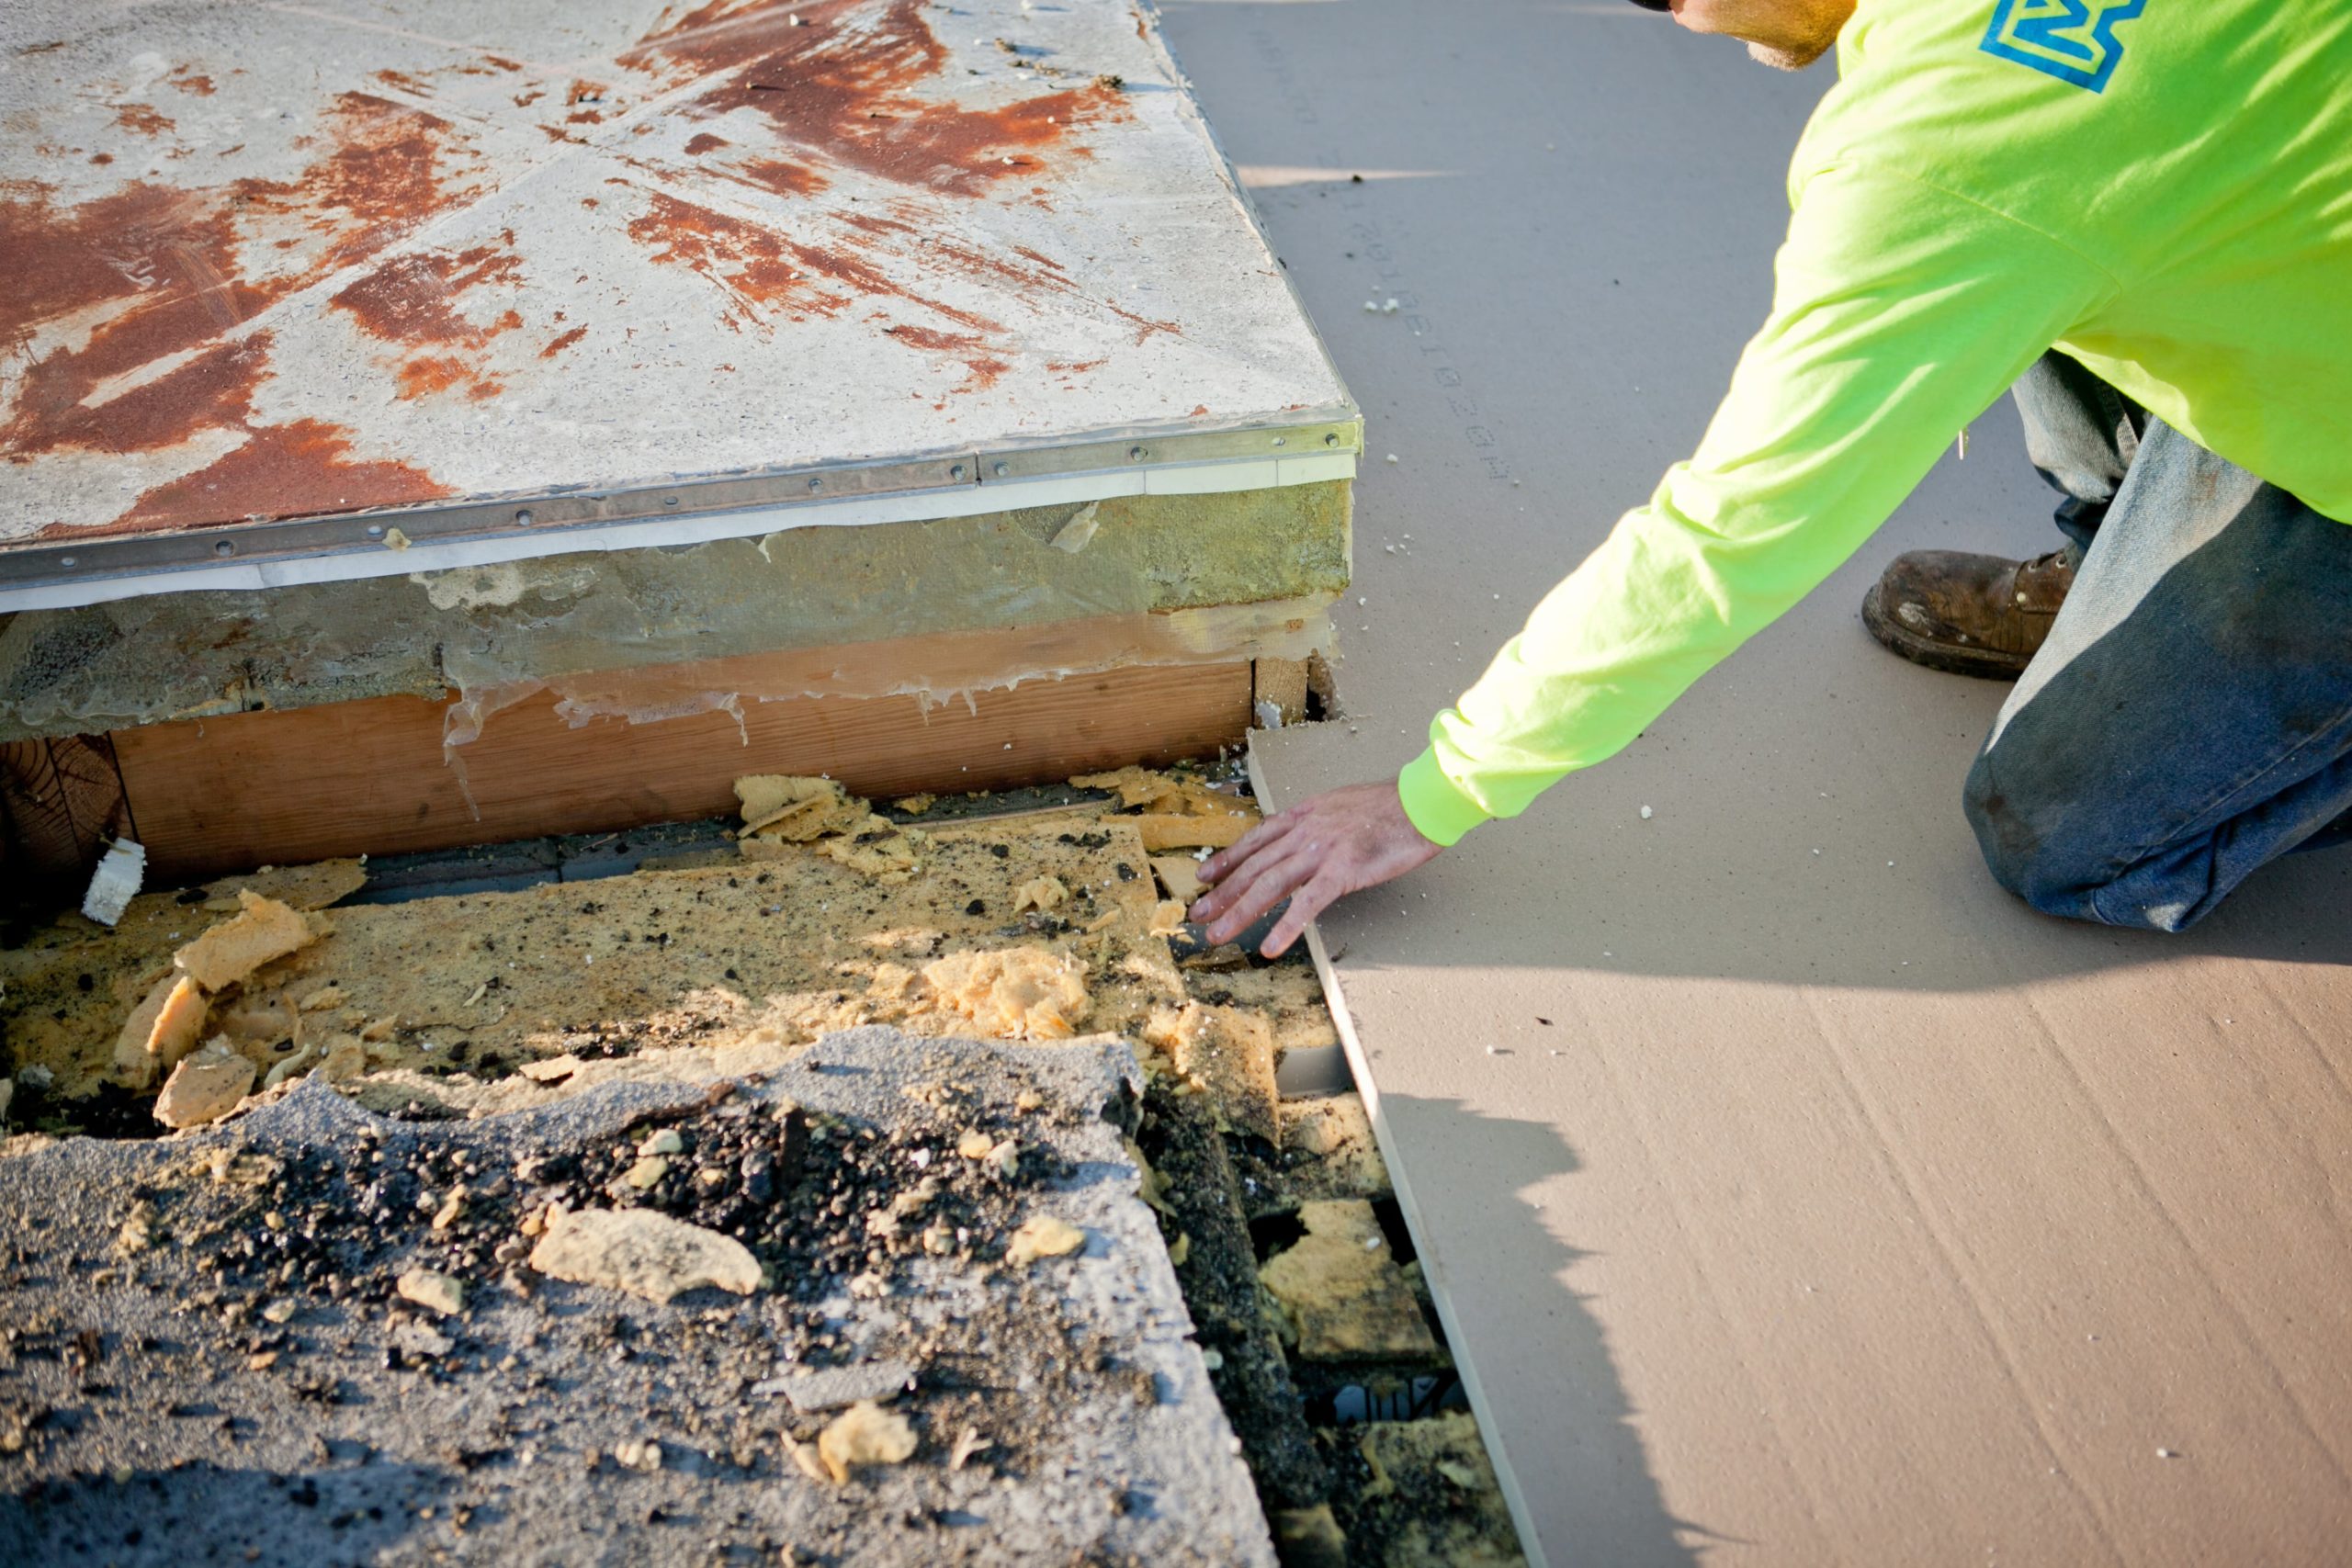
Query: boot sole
1860 583 2030 682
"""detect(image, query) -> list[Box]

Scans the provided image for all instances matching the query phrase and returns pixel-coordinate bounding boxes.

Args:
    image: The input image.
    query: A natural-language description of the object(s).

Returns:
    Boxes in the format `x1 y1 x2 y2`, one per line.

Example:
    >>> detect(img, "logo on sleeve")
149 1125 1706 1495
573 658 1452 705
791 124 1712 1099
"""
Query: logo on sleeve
1980 0 2147 93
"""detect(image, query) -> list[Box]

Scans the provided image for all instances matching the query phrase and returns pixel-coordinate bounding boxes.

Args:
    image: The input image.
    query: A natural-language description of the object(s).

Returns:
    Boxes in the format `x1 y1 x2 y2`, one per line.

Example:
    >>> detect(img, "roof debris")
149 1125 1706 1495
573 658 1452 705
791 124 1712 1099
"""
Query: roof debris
526 1204 764 1305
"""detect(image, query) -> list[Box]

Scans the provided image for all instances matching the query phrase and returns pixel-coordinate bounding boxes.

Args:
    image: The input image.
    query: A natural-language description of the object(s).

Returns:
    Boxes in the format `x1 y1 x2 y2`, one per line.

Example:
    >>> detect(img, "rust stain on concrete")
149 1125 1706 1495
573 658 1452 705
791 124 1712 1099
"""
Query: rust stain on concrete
624 190 840 327
5 0 1248 550
636 0 1129 199
739 157 826 197
3 89 478 530
104 418 453 535
331 243 526 400
112 103 175 138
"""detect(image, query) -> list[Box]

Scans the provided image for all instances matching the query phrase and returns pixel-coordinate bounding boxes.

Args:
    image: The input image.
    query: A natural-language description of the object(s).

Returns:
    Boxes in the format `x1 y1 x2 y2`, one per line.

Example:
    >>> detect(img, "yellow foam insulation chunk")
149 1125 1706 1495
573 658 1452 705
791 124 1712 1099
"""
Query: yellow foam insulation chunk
113 973 210 1084
153 1040 257 1131
816 1401 918 1483
820 816 922 883
1258 1199 1439 1361
735 774 865 841
921 947 1091 1041
1070 765 1244 817
1279 1093 1392 1199
1072 766 1191 810
1135 813 1256 852
527 1206 762 1305
214 992 300 1061
1148 900 1188 937
173 890 317 992
1144 1001 1280 1142
1353 1413 1527 1566
1151 855 1206 904
1005 1213 1088 1266
1073 766 1261 843
1012 876 1069 913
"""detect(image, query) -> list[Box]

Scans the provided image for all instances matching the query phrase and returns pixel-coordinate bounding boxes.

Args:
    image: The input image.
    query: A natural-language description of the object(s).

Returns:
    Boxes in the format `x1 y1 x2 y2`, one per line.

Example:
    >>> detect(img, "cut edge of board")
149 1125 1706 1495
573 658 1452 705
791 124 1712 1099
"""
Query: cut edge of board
1245 741 1554 1568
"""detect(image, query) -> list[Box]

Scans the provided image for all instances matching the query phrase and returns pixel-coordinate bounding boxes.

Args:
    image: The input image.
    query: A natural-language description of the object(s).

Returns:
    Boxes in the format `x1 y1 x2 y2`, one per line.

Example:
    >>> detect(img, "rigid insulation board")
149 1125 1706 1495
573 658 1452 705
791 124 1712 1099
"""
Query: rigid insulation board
0 0 1356 609
1161 3 2352 1567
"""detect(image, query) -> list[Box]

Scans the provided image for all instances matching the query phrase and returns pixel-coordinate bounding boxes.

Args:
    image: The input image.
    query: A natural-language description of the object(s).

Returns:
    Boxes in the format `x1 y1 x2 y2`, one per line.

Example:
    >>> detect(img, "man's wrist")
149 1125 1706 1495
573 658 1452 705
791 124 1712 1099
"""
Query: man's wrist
1396 749 1490 848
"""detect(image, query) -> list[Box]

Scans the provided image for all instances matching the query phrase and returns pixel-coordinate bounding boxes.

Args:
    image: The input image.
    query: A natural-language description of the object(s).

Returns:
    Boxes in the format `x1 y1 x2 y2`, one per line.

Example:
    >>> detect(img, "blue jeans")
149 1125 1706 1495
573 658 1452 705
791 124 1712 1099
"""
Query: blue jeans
1962 354 2352 931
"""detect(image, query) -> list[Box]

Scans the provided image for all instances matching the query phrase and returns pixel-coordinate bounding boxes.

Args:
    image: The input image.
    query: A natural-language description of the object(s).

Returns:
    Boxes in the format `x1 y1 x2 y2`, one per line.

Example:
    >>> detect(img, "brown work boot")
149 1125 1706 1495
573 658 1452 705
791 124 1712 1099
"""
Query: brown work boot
1860 546 2080 680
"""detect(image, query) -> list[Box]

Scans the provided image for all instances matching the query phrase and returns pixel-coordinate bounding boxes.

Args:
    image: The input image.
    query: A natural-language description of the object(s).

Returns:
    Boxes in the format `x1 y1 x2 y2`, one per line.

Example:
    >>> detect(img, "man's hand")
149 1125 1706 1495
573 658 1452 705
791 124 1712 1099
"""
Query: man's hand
1189 780 1444 958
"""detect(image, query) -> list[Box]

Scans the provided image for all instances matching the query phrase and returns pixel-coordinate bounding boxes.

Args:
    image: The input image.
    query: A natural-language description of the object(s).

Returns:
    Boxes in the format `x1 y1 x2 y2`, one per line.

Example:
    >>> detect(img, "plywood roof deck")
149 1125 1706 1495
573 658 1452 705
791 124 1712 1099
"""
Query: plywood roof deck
0 0 1355 607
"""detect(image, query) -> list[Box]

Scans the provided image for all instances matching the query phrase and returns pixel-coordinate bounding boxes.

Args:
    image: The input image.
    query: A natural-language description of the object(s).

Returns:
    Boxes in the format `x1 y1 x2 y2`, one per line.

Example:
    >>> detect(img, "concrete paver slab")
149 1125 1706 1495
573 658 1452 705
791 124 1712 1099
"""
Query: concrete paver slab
0 1028 1273 1564
0 0 1354 606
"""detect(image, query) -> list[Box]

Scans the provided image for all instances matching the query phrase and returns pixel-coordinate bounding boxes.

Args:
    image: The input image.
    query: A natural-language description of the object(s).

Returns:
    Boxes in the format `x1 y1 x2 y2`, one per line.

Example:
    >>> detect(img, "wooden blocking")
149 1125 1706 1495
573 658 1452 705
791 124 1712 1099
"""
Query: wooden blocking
1252 658 1311 727
0 734 132 894
111 660 1254 883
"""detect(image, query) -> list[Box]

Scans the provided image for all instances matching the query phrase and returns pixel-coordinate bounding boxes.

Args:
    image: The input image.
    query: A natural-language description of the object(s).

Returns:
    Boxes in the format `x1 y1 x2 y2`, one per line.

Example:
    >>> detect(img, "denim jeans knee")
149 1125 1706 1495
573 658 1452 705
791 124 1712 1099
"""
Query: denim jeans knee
1961 742 2123 922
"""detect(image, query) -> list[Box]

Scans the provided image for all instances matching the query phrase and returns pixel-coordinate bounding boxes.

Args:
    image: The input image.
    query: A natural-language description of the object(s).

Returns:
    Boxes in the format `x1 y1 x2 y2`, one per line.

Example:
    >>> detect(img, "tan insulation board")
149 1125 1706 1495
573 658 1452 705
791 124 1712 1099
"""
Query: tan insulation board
1165 3 2352 1566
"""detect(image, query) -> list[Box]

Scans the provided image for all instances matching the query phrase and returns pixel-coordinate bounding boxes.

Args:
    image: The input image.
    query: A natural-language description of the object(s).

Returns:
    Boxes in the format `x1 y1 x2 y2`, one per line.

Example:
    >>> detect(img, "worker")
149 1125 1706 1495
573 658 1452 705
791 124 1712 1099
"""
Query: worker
1192 0 2352 954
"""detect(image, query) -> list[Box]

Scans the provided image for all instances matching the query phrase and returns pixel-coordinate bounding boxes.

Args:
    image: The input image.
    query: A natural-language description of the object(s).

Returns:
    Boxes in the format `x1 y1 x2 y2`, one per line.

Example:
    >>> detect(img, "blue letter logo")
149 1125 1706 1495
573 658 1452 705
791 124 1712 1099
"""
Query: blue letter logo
1981 0 2146 93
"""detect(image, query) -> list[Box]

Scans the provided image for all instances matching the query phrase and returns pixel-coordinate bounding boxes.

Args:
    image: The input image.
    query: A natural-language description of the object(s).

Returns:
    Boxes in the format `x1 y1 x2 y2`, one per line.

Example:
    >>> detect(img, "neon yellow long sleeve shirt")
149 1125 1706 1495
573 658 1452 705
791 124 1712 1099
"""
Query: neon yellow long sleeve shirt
1397 0 2352 847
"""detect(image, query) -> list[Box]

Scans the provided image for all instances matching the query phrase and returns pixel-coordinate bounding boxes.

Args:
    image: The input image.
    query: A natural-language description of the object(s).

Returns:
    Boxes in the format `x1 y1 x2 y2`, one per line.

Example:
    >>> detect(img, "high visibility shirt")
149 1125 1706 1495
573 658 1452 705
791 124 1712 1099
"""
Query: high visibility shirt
1399 0 2352 845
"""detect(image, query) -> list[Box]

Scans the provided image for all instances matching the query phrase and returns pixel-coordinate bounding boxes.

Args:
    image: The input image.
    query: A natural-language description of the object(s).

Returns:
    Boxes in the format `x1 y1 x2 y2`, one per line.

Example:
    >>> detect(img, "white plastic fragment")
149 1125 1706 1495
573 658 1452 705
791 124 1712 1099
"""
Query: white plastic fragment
1639 805 1654 819
81 838 146 928
1049 500 1100 553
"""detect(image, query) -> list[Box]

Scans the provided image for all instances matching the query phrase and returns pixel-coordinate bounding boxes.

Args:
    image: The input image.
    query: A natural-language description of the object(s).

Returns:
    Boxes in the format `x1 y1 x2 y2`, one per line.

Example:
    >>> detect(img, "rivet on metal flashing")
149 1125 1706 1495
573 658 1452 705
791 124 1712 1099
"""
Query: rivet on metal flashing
1272 436 1287 447
950 465 967 480
515 509 536 525
366 525 385 538
59 556 76 569
808 478 824 492
663 496 681 508
994 462 1009 478
1325 433 1340 446
1129 446 1148 461
213 540 235 558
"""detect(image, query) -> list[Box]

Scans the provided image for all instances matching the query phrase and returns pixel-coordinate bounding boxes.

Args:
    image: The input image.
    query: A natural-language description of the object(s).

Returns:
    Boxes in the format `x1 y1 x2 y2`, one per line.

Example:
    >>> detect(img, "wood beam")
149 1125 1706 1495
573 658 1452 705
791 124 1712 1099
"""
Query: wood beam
113 660 1252 883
